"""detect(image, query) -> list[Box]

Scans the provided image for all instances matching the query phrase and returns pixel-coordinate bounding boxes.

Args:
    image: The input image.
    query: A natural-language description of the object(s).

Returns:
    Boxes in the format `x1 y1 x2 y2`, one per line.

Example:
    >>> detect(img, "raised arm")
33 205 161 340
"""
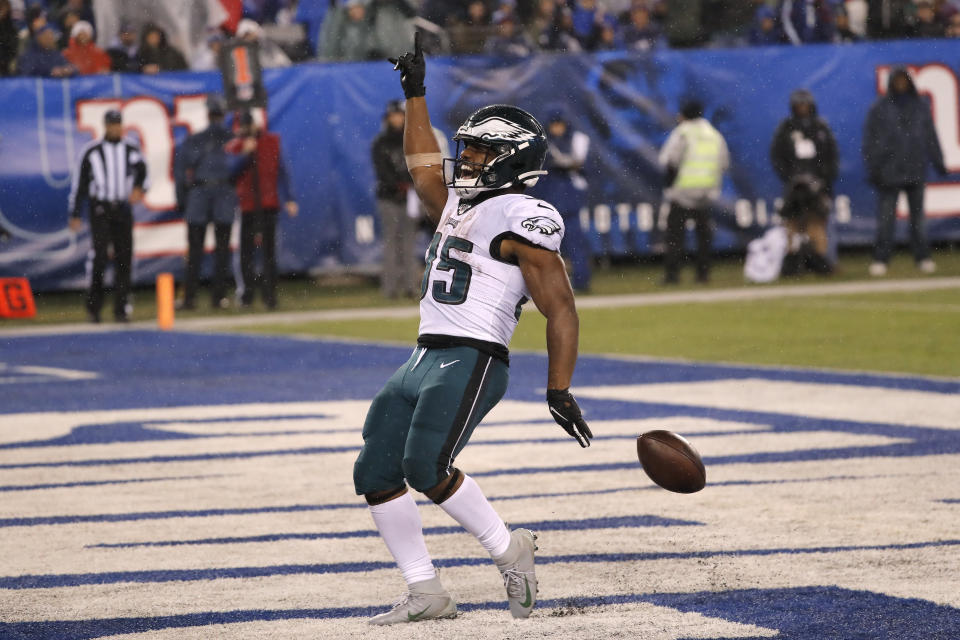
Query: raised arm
500 237 592 448
390 33 448 225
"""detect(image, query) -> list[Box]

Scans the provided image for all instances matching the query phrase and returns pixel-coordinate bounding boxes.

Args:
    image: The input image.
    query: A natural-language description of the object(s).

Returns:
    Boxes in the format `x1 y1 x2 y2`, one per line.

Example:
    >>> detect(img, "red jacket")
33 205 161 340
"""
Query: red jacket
226 131 293 212
63 38 111 75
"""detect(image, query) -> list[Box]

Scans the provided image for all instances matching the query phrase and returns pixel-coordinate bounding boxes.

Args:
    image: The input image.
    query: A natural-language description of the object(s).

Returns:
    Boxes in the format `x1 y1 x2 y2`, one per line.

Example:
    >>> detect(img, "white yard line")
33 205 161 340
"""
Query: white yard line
1 276 958 338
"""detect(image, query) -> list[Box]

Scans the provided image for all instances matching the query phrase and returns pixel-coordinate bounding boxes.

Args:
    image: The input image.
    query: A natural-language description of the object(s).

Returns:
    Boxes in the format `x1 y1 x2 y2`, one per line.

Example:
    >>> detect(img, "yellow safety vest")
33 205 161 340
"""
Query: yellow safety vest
674 121 724 191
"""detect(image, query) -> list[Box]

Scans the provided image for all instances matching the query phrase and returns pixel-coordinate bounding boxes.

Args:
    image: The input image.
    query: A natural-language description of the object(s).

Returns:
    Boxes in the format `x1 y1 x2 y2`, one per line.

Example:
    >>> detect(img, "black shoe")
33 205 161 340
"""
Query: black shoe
87 310 101 324
175 299 195 311
661 275 679 286
114 314 130 324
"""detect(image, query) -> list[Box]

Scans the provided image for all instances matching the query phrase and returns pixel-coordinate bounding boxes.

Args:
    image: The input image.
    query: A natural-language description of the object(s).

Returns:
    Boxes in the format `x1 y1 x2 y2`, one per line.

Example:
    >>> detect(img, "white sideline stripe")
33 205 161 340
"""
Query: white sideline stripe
1 277 958 337
576 380 960 430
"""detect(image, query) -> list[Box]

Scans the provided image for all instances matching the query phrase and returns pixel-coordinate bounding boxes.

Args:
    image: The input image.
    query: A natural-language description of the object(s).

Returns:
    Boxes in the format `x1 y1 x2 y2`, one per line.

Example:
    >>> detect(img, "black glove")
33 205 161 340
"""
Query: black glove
388 32 426 99
547 388 592 448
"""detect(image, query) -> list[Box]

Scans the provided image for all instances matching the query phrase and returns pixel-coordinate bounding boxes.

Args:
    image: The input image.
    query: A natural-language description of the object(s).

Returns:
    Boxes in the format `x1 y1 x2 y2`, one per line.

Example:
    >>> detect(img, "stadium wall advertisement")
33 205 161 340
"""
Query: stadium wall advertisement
1 40 958 290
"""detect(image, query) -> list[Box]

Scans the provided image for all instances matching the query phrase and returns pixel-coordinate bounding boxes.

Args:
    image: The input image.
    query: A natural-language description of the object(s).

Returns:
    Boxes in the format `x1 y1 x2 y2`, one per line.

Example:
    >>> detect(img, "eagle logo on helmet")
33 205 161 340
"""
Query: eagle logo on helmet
457 116 539 143
521 215 562 236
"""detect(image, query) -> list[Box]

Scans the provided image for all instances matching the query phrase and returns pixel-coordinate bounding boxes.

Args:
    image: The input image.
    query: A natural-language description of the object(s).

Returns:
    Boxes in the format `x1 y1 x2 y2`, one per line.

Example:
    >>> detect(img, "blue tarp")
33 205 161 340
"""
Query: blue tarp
1 40 958 290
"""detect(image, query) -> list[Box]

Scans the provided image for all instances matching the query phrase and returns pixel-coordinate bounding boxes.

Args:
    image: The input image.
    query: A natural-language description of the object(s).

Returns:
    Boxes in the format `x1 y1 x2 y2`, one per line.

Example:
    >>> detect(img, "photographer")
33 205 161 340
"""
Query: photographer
770 89 838 275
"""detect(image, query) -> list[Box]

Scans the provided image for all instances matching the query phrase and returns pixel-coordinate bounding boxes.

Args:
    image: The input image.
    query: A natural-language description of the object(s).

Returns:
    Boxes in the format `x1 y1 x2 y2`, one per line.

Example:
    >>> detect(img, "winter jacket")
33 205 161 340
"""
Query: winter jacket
770 91 839 191
17 42 74 77
371 126 410 203
780 0 835 44
225 131 293 212
63 37 111 75
862 69 946 188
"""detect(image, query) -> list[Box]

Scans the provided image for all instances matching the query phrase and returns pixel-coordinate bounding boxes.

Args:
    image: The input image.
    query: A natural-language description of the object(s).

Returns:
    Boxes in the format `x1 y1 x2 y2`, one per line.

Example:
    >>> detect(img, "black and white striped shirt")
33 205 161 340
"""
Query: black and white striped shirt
69 137 149 218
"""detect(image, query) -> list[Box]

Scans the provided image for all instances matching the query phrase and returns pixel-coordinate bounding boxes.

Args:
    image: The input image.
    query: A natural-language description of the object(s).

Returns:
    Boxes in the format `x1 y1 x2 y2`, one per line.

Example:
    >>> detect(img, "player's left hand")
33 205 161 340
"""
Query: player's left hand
285 201 299 217
388 32 426 99
547 388 592 448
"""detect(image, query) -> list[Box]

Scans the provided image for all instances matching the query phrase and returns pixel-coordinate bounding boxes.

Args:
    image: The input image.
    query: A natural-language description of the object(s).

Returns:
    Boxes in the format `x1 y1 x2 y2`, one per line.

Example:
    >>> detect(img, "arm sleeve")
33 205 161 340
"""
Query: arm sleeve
68 151 90 219
923 102 946 171
277 140 293 203
129 146 149 190
770 122 790 182
659 129 687 169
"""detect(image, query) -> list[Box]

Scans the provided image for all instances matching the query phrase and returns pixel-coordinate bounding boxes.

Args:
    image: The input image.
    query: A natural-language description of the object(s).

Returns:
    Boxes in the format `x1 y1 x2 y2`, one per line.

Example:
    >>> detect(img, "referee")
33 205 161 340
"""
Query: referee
68 109 148 323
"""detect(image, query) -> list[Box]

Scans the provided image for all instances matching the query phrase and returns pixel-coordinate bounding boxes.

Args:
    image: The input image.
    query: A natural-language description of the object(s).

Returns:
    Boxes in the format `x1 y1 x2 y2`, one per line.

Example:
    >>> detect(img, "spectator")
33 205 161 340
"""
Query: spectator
191 29 226 71
906 0 946 36
661 0 705 47
867 0 911 38
18 24 75 77
67 110 148 323
591 14 622 50
780 0 836 44
770 89 838 275
535 109 592 291
0 0 18 76
174 95 243 310
368 0 417 59
863 68 947 276
832 6 864 41
227 111 298 309
449 0 493 54
106 21 139 73
63 20 110 74
844 0 869 36
371 99 419 299
137 23 188 74
570 0 603 47
524 0 556 45
659 100 730 284
17 4 48 62
541 6 583 52
750 5 785 44
486 10 535 56
236 17 291 67
705 0 764 46
623 4 666 51
57 9 79 49
320 0 373 61
948 11 960 35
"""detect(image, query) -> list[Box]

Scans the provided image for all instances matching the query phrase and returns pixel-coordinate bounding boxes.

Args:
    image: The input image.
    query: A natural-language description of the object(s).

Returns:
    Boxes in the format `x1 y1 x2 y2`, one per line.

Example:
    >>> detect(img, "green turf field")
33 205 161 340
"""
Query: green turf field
6 248 960 377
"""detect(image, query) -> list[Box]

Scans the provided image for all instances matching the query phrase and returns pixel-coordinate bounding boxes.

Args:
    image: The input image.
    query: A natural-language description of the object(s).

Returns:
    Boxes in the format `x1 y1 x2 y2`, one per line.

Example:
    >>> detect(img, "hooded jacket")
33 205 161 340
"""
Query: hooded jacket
862 68 946 188
136 24 188 72
64 36 111 75
770 89 838 190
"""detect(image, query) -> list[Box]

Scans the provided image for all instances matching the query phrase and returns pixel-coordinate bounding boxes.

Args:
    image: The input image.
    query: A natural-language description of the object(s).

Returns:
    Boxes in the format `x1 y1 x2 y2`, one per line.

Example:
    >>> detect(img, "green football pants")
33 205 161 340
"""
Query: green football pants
353 345 509 495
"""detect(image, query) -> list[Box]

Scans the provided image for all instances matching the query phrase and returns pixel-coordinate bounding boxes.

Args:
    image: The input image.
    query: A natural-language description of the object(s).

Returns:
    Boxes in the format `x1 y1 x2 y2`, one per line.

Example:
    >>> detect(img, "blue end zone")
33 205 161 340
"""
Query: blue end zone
1 331 958 415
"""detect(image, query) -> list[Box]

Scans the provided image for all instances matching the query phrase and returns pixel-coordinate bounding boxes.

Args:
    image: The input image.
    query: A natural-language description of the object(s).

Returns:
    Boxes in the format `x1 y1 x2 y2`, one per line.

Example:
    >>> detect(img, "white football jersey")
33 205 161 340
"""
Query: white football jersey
418 190 565 349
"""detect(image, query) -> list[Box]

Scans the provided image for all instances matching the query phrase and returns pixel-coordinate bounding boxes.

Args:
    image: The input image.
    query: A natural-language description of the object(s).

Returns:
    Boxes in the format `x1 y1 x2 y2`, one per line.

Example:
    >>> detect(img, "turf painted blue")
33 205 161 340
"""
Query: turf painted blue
5 540 959 590
0 588 957 640
87 514 700 548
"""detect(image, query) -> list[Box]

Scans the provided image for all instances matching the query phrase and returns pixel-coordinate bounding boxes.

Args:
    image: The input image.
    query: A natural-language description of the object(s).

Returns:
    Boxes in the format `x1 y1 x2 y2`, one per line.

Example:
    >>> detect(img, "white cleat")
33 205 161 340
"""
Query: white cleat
868 262 887 277
918 259 937 274
368 576 457 625
494 528 538 618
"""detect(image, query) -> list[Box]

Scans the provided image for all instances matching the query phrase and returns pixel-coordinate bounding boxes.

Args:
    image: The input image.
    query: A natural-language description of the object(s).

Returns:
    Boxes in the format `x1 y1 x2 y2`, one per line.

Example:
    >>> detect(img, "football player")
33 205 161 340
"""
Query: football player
353 33 592 625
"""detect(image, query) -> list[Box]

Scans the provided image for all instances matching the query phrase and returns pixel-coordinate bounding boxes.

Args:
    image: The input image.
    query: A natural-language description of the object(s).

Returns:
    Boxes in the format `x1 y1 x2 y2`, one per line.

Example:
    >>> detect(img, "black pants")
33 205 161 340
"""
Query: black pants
88 202 133 319
184 222 232 306
664 203 713 282
873 183 929 264
239 209 278 307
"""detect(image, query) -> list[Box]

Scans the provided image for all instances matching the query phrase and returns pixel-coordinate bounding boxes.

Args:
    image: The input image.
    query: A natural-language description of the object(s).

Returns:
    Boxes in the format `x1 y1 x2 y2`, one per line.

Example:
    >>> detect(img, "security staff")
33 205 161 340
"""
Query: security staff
68 109 148 323
535 109 592 292
658 100 729 284
174 94 241 310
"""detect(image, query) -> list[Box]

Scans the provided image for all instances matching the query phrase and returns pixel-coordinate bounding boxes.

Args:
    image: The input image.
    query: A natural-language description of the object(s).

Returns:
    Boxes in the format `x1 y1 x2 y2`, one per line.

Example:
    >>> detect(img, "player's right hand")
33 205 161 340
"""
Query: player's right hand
388 32 426 99
547 388 593 448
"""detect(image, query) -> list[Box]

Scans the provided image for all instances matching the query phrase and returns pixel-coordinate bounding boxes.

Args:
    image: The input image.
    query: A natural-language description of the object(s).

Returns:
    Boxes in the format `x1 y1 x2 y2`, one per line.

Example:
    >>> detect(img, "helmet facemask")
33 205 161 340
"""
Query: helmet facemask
443 105 549 200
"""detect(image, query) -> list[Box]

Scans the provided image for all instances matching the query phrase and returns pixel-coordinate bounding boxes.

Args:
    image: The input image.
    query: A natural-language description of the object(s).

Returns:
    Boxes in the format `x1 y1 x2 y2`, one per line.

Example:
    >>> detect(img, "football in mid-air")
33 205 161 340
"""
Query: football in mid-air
637 430 706 493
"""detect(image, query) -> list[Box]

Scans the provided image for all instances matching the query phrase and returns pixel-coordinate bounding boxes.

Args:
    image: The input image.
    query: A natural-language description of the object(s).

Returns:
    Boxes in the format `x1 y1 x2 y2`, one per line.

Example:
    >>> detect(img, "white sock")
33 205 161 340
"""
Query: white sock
438 474 511 558
369 491 437 586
